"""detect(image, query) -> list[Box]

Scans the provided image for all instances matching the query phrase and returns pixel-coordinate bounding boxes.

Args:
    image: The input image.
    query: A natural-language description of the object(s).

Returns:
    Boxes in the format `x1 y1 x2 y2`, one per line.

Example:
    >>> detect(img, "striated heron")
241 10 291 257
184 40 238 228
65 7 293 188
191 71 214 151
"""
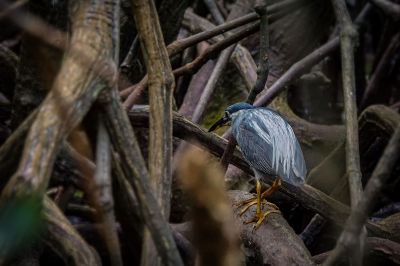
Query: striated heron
209 102 307 229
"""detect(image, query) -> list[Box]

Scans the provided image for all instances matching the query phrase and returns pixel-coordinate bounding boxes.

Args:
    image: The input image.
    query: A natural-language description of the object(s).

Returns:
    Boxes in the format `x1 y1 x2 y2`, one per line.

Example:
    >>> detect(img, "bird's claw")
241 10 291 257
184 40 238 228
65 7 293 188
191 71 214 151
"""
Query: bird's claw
236 197 281 230
238 197 278 216
243 209 280 230
251 210 280 231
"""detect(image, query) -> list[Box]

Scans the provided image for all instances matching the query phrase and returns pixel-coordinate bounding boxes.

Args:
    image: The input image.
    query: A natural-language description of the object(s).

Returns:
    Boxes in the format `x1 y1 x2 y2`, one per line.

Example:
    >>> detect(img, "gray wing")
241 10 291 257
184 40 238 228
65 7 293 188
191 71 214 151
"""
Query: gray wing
231 108 307 185
231 111 274 176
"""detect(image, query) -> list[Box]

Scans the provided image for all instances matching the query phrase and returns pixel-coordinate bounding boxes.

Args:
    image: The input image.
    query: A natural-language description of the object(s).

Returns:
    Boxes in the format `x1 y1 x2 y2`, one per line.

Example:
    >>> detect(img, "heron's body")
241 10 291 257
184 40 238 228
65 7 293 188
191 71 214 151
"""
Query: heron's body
230 107 307 185
209 102 307 229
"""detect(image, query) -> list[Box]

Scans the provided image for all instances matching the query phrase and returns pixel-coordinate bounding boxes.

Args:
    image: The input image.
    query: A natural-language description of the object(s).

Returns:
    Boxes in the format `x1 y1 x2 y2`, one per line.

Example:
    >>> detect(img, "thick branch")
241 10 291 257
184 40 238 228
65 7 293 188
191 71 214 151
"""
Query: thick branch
0 4 119 260
43 197 100 266
0 0 118 195
101 88 183 266
0 0 122 263
135 0 174 193
127 106 392 241
0 0 124 92
131 0 175 264
230 191 314 265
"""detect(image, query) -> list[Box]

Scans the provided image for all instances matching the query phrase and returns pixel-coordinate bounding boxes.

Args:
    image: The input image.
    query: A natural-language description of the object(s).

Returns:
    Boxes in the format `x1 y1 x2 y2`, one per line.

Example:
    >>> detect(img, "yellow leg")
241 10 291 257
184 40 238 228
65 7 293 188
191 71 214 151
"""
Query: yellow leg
237 177 281 215
256 179 262 217
260 177 282 199
253 210 281 230
236 178 282 230
238 180 264 215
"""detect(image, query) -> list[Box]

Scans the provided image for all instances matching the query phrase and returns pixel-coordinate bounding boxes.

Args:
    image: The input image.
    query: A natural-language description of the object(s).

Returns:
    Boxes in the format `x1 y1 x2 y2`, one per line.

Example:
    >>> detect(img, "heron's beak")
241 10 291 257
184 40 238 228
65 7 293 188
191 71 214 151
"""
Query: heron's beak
208 116 229 132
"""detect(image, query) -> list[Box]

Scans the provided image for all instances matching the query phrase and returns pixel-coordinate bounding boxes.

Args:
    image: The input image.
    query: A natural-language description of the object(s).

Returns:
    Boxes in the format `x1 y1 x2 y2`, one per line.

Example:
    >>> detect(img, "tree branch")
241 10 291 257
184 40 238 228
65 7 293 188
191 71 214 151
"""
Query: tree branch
324 126 400 265
190 0 253 125
119 10 260 98
121 0 310 107
127 106 393 241
131 0 175 264
0 1 119 260
370 0 400 20
42 197 100 266
330 1 363 263
220 3 270 172
361 32 400 108
123 22 259 109
331 0 362 208
101 88 183 266
314 237 400 264
94 119 122 266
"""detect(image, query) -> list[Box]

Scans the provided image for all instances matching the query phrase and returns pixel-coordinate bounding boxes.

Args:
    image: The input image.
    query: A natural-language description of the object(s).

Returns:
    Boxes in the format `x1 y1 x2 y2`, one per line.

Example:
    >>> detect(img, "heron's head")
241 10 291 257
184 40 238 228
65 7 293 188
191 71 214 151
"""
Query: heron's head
208 102 254 132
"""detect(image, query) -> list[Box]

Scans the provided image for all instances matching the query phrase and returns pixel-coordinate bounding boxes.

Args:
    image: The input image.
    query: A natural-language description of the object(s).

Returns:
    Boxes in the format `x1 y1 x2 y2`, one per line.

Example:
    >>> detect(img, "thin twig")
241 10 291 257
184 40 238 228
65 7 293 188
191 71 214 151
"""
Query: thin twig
330 0 363 263
203 0 225 24
119 11 259 98
247 5 270 104
178 48 215 119
370 0 400 20
220 4 270 172
120 36 139 70
190 0 234 124
94 118 122 266
324 126 400 265
121 0 309 105
254 38 339 106
181 9 259 93
191 46 236 123
255 6 371 245
174 0 309 58
0 0 28 20
361 32 400 108
331 0 362 207
168 12 257 57
123 22 259 109
254 3 371 106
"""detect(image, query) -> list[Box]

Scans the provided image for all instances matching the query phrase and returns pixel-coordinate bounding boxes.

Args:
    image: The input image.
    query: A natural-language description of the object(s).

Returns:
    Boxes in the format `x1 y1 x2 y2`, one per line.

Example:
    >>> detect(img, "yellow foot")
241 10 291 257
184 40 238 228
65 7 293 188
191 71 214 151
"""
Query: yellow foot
244 209 281 230
235 179 281 230
237 197 278 216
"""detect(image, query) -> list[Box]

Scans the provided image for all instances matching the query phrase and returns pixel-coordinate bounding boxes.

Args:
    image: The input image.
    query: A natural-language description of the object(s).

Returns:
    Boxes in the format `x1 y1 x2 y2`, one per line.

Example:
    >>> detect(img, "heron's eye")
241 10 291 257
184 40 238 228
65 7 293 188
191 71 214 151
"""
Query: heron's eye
224 111 230 118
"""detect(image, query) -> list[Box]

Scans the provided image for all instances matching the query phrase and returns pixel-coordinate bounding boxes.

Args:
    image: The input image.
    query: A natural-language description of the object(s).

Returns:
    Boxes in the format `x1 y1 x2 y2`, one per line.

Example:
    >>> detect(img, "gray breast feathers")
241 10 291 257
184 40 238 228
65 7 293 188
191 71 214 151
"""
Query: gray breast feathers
231 108 307 185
